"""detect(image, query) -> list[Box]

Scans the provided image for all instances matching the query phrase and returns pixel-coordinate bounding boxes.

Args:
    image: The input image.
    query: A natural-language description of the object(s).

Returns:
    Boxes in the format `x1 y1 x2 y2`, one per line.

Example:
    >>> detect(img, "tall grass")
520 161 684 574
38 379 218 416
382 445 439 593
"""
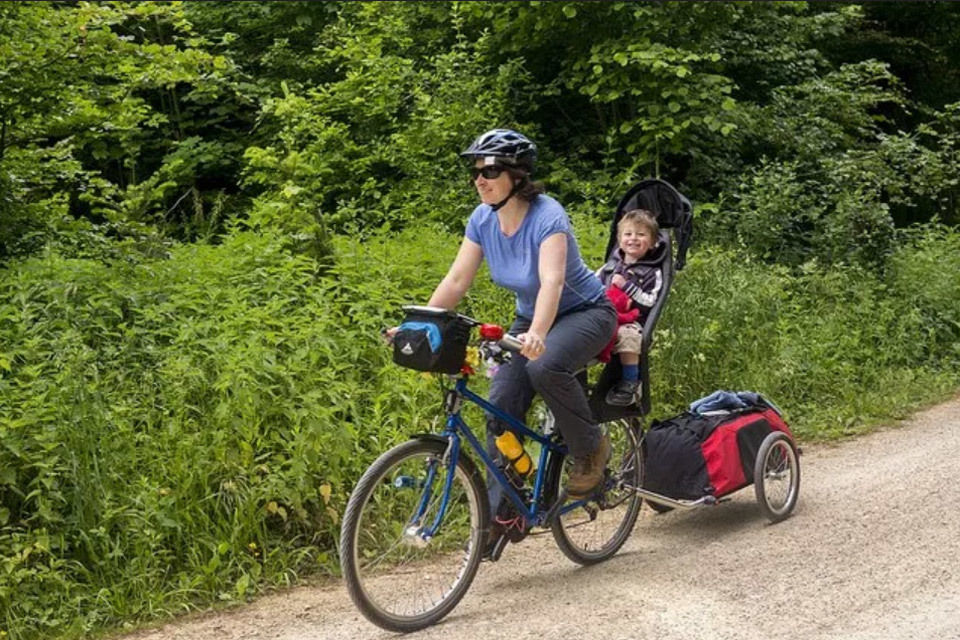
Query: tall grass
0 222 958 639
653 240 960 437
0 231 442 638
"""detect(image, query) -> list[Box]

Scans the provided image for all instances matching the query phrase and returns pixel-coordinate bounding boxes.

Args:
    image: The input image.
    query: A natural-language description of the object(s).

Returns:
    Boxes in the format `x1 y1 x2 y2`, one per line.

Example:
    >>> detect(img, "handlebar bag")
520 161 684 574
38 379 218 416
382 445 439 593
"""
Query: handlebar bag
393 309 472 374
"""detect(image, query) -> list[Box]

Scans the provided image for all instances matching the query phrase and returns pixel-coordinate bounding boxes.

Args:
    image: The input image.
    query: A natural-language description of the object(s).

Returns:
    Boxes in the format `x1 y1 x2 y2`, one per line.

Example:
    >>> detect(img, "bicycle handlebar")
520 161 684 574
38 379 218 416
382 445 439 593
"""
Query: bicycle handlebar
498 334 524 352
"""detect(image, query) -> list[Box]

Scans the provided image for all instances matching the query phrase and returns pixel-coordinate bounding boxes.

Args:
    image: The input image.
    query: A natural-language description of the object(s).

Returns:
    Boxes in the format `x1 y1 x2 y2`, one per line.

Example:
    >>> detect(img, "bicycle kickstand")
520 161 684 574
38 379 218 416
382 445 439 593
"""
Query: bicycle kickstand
543 489 569 527
487 533 509 562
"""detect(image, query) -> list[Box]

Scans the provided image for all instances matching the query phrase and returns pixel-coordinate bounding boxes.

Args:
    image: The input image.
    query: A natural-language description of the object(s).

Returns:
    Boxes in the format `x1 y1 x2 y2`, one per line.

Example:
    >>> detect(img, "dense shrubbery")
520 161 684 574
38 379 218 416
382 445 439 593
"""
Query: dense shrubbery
3 2 960 639
0 230 442 636
1 219 959 638
656 236 960 434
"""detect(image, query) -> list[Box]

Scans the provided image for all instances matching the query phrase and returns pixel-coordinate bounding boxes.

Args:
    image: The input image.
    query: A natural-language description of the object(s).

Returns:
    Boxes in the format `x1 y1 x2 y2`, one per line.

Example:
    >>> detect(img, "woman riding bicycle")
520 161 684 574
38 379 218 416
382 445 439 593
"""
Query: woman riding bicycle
424 129 617 514
346 130 645 630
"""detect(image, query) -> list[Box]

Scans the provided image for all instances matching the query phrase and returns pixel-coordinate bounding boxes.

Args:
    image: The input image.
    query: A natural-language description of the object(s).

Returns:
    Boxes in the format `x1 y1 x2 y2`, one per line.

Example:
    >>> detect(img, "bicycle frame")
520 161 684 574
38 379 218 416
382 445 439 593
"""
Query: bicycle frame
417 375 583 539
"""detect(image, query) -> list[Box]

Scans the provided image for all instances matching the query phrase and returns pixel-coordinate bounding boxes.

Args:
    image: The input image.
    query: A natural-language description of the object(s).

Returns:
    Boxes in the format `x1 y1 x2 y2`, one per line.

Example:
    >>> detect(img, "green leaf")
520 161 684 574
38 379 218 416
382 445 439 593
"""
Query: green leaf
236 573 250 598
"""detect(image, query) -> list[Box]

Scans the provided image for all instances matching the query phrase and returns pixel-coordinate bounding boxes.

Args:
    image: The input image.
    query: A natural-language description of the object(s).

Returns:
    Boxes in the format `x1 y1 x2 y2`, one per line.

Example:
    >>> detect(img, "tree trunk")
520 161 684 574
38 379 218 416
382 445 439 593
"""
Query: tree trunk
0 110 7 162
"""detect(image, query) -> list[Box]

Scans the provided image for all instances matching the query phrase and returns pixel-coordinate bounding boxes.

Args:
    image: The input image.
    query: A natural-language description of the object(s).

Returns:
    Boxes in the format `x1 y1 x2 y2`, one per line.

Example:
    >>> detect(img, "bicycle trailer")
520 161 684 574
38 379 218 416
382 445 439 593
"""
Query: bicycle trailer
637 391 801 522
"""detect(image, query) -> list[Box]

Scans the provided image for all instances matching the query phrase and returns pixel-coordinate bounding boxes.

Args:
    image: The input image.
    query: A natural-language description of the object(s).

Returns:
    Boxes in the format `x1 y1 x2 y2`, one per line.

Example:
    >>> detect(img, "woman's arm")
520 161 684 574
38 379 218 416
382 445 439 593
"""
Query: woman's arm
427 236 484 309
521 232 566 359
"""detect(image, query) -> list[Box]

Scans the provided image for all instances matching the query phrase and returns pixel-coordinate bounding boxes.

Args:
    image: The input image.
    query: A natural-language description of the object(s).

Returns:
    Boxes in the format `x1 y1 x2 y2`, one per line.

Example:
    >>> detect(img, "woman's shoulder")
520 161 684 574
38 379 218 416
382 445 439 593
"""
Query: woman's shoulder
467 203 495 226
533 194 565 215
529 194 571 235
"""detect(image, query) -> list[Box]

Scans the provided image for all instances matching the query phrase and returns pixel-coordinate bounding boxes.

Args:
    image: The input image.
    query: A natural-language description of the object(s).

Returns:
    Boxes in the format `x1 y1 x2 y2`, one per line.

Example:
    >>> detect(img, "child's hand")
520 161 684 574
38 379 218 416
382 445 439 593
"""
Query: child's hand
382 327 398 345
611 274 627 289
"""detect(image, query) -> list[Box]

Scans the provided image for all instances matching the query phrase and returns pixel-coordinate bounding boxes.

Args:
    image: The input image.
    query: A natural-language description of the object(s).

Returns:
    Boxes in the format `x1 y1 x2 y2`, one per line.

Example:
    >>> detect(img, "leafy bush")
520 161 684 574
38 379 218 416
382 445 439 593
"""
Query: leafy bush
650 235 960 436
2 4 960 638
0 229 445 638
1 214 959 639
241 4 535 237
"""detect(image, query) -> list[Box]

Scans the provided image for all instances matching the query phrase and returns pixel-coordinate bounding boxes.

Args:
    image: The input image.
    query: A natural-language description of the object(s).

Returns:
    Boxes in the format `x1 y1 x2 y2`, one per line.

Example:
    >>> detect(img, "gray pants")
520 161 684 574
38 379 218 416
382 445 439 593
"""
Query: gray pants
485 298 617 511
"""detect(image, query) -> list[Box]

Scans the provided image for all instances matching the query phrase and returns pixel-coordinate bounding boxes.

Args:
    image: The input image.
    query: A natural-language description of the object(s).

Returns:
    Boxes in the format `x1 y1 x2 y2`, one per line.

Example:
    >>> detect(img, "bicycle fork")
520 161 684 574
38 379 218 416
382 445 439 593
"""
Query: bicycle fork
402 432 462 547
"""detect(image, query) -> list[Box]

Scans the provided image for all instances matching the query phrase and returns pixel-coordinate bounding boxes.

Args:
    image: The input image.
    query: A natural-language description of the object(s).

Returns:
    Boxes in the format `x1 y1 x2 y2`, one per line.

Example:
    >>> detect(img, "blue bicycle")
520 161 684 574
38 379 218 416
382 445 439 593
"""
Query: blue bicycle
339 307 643 632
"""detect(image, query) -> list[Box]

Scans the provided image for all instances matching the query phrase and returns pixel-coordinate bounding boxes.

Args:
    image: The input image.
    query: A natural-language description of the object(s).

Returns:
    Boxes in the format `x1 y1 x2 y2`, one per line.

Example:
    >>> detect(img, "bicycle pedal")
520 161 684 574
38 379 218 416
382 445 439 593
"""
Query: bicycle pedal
483 533 509 562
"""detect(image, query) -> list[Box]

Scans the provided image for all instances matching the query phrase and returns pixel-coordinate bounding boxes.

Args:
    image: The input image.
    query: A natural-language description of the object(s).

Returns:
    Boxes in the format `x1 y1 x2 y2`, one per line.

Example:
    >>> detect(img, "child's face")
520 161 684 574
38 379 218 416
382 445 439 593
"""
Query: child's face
619 222 655 262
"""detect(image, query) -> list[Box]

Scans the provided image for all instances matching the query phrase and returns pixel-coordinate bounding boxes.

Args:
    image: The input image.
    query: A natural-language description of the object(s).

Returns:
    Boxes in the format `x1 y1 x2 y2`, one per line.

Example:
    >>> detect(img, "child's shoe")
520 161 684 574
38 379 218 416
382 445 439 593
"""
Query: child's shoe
606 379 640 406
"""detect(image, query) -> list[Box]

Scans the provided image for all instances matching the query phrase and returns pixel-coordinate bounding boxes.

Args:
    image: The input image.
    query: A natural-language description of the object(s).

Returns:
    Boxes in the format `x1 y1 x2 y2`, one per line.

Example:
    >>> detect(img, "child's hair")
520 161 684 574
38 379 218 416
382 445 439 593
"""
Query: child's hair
617 209 659 239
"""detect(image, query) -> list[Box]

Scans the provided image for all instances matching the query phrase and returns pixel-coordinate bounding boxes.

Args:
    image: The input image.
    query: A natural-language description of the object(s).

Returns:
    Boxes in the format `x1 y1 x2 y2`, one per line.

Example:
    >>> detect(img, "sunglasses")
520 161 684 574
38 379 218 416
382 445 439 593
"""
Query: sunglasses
470 165 507 180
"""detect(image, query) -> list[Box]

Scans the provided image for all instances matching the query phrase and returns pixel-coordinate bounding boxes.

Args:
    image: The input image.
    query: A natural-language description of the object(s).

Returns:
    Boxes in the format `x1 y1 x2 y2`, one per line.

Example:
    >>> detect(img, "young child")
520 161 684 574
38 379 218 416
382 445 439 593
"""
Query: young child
596 209 664 406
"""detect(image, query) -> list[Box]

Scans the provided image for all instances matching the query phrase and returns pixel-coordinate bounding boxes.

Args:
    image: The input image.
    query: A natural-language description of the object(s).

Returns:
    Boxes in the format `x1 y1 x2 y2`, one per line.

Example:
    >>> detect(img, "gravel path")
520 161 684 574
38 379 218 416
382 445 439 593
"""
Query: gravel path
127 395 960 640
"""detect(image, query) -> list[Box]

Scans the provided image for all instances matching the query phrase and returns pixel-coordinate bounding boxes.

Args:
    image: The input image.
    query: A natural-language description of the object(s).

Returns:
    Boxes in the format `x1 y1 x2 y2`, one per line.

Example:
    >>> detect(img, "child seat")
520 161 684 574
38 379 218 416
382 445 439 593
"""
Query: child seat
588 178 694 423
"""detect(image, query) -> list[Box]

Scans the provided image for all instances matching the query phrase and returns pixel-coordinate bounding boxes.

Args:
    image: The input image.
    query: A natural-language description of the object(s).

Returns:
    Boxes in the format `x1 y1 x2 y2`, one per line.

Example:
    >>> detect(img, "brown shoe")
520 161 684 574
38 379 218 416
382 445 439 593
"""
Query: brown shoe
565 433 612 498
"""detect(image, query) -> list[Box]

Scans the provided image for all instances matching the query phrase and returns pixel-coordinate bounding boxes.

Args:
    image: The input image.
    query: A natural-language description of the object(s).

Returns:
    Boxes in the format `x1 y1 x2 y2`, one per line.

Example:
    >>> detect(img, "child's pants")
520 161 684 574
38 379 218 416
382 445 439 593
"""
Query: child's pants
613 322 642 355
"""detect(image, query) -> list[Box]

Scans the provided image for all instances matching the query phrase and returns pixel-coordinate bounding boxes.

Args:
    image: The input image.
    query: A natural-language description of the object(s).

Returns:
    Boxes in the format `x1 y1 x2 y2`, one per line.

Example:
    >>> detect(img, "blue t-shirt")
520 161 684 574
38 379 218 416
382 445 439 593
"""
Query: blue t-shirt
465 194 605 319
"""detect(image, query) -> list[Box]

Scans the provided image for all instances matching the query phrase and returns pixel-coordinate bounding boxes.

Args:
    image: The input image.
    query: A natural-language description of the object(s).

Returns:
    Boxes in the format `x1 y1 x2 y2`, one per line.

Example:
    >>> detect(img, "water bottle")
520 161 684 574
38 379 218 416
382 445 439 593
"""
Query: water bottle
495 430 533 478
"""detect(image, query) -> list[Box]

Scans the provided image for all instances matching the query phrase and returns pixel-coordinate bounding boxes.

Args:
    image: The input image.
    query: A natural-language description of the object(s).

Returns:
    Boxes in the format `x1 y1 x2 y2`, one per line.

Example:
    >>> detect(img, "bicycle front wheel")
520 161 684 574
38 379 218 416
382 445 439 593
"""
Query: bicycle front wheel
339 437 488 632
551 418 643 565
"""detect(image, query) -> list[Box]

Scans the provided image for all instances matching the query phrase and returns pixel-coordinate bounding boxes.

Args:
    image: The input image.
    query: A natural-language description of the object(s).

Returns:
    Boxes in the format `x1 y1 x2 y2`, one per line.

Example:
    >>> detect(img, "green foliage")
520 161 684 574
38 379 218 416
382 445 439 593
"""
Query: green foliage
0 229 444 638
242 3 533 235
700 62 958 267
566 40 735 179
3 0 959 257
1 2 960 638
837 2 960 111
3 219 960 639
0 1 246 258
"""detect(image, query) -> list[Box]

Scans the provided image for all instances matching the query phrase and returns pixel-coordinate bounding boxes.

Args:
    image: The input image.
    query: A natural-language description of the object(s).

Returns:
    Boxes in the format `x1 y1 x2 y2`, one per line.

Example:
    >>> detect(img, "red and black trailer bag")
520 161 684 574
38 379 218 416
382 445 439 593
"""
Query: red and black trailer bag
643 407 793 500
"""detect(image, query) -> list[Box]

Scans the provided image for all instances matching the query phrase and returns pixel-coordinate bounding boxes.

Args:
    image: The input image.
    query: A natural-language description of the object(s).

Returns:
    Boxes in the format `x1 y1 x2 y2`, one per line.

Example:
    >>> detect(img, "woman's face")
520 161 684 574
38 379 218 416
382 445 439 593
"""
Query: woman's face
472 159 514 206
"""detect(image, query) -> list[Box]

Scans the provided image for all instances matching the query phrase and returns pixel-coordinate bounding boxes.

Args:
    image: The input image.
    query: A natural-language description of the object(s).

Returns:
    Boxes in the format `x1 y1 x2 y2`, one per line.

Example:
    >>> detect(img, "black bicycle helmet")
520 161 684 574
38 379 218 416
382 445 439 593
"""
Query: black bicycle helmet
460 129 537 172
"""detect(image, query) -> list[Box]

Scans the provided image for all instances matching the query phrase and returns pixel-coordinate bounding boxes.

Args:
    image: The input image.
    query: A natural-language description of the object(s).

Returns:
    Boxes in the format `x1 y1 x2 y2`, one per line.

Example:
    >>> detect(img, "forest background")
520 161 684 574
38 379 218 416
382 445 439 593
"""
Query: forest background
1 2 960 639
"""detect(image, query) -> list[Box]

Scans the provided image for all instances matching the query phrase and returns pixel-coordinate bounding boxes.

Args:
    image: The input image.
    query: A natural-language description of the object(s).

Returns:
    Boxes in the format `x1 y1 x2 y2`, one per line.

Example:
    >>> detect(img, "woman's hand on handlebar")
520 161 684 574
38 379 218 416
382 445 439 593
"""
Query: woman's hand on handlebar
385 322 544 360
517 330 545 361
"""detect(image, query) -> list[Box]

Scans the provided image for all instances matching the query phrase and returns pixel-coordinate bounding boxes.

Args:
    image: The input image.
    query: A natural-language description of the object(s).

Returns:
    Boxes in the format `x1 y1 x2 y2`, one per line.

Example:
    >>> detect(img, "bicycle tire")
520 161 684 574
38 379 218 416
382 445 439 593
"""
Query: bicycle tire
551 419 643 565
340 437 489 632
754 431 800 523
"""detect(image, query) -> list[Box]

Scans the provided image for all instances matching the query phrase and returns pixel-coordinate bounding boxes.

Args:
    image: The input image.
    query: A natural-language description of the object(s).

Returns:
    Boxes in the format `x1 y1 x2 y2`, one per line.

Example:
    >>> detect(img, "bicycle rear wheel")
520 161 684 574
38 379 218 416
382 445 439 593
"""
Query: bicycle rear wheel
551 419 643 565
339 438 488 632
